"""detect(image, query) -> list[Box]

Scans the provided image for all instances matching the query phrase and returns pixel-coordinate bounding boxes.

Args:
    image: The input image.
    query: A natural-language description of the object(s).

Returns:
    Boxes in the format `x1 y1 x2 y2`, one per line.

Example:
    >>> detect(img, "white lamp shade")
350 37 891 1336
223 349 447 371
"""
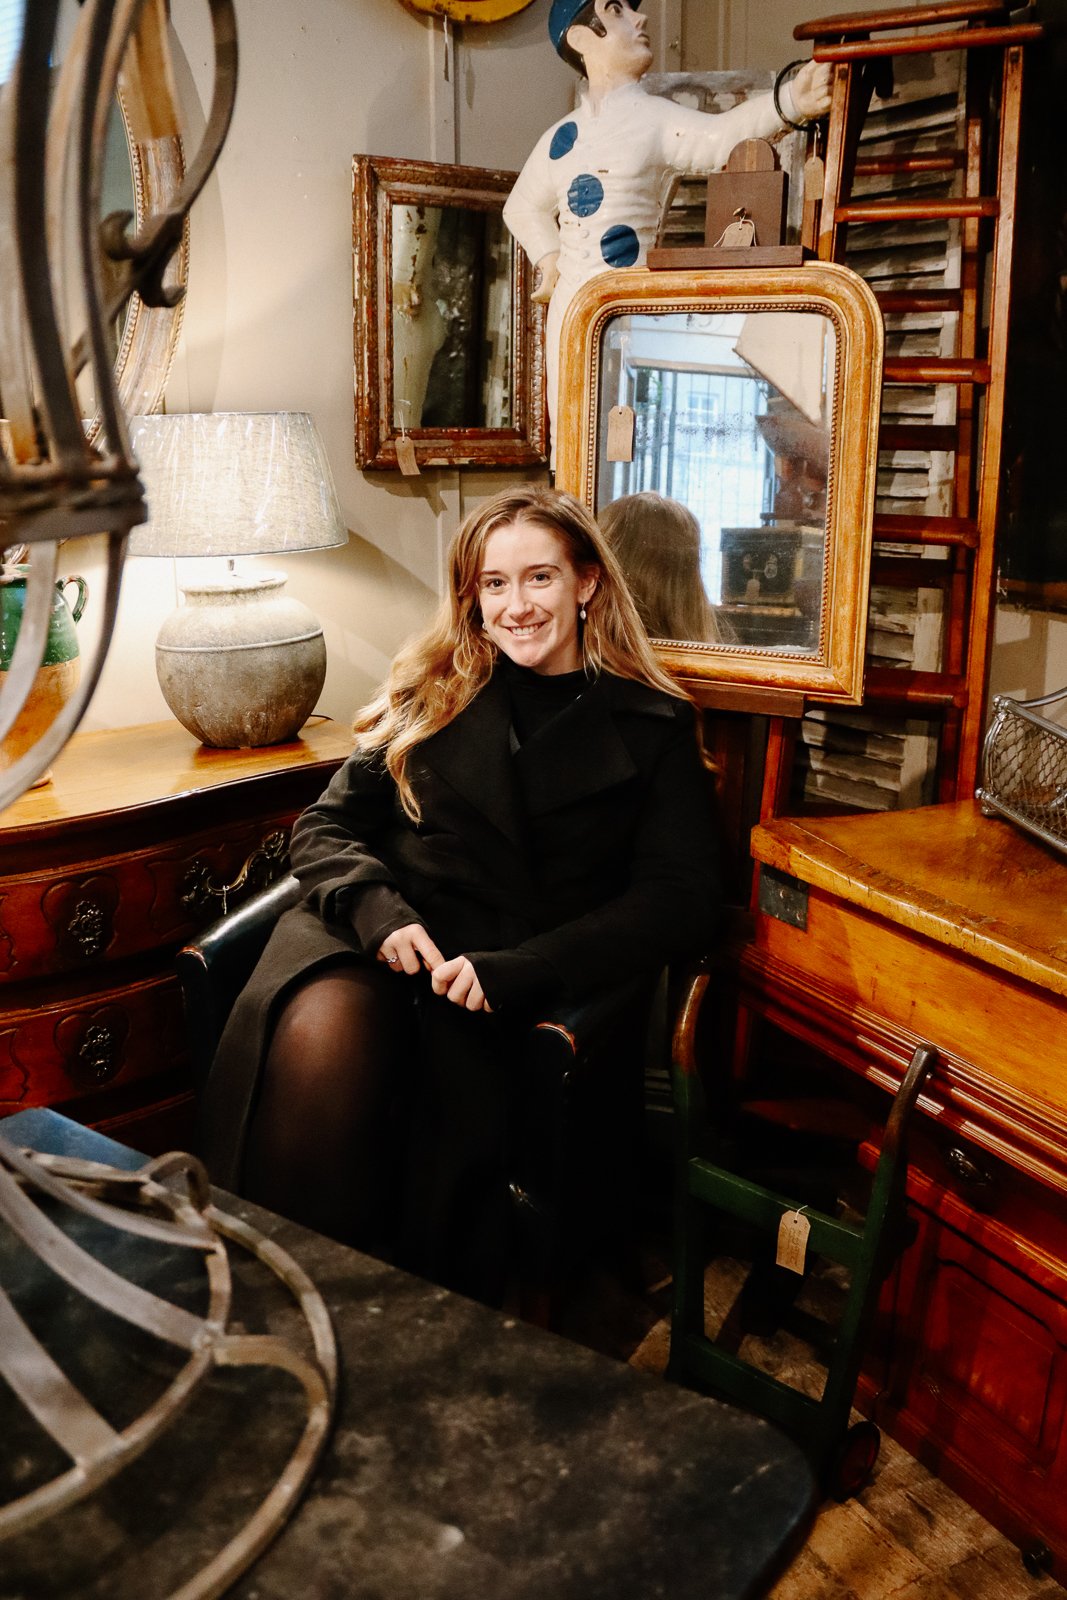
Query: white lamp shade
127 412 349 558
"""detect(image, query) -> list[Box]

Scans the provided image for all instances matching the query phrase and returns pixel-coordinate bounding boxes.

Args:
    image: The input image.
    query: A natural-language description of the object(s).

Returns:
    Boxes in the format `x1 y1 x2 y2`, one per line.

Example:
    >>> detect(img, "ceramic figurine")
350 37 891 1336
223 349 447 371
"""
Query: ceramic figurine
503 0 832 451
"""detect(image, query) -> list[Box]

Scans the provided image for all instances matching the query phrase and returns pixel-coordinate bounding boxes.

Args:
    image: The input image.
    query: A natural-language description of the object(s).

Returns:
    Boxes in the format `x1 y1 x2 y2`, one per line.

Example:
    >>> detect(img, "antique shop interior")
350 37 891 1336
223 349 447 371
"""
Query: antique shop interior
4 0 1067 1596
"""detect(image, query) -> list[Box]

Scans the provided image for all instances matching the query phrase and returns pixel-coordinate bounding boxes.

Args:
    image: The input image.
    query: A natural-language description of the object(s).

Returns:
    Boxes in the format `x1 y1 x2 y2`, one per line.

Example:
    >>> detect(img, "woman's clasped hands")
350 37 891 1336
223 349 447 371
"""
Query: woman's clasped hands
377 923 491 1012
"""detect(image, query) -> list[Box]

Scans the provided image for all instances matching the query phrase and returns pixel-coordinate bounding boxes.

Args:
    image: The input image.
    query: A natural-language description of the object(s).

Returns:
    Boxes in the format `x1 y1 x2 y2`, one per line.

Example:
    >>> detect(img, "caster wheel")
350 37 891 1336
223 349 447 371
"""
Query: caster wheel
827 1420 881 1501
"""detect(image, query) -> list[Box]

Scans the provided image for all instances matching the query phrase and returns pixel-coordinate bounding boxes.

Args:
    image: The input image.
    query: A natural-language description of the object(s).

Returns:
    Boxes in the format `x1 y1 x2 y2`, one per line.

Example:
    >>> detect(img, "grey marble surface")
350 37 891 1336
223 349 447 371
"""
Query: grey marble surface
1 1110 815 1600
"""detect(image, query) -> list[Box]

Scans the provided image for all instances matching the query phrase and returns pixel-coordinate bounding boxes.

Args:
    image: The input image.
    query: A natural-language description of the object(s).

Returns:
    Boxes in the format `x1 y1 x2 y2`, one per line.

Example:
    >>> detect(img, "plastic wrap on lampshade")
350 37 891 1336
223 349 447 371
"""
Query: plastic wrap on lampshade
977 687 1067 856
127 413 348 558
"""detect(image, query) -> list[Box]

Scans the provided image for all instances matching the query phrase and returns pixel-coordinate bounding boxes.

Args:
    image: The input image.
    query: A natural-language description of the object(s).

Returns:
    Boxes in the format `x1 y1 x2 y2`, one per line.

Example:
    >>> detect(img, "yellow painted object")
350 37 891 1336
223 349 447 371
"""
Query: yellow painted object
396 0 536 21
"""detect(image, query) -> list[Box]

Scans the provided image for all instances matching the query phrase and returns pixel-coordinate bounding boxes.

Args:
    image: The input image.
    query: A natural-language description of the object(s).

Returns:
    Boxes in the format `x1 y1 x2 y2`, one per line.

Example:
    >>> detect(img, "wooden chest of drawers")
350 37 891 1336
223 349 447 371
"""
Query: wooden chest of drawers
0 718 352 1151
744 802 1067 1577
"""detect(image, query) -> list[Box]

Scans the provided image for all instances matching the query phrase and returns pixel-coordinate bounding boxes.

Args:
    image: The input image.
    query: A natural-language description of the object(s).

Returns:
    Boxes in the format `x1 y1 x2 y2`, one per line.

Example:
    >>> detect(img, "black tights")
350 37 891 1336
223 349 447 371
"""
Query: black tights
242 961 413 1254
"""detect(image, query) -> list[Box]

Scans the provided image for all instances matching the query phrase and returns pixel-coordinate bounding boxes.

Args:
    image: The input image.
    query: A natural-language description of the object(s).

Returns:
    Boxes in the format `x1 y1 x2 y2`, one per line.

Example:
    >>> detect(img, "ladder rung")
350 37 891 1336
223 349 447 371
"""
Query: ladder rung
864 669 969 709
875 289 963 313
878 424 959 452
871 555 955 587
873 513 979 546
795 2 1006 41
883 357 991 384
813 23 1043 60
853 155 963 176
835 197 999 222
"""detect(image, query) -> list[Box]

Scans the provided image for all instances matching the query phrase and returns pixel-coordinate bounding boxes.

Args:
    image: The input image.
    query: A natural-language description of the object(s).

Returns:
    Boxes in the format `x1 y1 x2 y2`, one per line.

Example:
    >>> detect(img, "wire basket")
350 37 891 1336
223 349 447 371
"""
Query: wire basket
976 686 1067 856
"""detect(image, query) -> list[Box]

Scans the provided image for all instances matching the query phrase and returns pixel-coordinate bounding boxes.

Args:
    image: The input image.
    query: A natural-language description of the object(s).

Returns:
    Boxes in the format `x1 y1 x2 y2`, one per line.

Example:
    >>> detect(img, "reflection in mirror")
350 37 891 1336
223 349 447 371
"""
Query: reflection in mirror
354 154 546 470
595 310 835 657
391 204 514 432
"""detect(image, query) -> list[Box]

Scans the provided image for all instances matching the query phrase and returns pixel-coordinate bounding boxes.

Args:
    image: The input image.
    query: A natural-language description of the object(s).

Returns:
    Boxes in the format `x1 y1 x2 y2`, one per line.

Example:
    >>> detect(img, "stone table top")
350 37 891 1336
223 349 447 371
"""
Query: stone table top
0 1109 815 1600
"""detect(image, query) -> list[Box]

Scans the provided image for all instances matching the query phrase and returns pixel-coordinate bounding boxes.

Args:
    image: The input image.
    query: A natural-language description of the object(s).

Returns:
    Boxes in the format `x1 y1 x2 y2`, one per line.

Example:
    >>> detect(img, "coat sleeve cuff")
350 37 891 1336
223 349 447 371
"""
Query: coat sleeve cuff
340 882 420 954
466 948 561 1013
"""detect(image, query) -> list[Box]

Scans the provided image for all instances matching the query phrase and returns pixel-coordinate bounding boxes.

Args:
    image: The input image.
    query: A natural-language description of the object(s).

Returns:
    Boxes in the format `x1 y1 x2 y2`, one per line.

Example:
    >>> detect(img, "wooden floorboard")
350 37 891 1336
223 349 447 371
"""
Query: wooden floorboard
559 1248 1066 1600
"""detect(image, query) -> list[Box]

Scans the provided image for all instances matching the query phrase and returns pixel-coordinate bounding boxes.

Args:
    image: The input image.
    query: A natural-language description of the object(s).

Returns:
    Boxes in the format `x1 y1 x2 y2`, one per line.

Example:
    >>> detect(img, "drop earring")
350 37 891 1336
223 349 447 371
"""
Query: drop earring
579 603 587 622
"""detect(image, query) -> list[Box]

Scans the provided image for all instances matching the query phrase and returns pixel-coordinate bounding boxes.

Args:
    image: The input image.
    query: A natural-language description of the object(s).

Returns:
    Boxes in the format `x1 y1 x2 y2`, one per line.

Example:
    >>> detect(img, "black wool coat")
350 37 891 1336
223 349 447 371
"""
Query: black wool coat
198 667 720 1189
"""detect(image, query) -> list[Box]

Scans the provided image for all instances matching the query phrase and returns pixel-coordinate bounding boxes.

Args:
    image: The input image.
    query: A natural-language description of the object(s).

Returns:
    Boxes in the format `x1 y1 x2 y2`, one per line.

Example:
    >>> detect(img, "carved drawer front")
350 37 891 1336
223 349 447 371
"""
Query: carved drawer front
0 972 186 1113
0 820 290 984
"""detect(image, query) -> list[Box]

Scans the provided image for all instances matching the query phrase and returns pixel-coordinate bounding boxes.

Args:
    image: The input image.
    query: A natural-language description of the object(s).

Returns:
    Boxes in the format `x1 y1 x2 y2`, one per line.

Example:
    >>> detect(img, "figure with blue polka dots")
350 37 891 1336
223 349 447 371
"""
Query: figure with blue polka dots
503 0 832 458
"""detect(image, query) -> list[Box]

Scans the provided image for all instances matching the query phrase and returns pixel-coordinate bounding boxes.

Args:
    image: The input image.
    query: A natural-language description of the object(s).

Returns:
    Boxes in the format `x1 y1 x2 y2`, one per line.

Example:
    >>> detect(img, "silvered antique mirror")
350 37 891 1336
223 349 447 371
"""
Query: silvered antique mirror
556 263 883 703
353 154 546 469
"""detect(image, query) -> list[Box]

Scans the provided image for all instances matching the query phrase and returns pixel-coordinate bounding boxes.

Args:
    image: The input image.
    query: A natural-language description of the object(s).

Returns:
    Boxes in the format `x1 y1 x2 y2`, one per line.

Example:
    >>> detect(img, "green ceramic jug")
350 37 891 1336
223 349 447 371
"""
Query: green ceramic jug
0 568 89 787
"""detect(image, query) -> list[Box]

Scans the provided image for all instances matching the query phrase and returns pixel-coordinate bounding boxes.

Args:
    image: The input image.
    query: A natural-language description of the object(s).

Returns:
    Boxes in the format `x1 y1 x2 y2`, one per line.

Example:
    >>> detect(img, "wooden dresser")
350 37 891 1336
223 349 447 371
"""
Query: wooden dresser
0 717 352 1152
743 800 1067 1576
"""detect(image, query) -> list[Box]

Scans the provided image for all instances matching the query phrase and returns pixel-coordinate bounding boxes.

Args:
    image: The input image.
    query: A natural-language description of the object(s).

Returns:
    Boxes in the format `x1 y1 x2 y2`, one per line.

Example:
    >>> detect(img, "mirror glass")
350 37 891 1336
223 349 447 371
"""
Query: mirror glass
354 154 546 470
391 203 515 432
596 309 835 656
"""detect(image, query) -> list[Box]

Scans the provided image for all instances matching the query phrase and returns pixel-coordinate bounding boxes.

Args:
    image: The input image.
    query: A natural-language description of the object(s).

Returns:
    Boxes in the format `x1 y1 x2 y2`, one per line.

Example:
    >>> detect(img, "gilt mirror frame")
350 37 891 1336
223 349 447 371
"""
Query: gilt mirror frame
106 87 189 424
556 261 884 704
352 154 547 470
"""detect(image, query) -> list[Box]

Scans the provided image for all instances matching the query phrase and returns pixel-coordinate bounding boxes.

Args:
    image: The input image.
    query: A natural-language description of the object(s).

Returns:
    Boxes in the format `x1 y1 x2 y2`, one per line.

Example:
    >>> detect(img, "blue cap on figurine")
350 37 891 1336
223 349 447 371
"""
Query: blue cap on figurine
549 0 642 58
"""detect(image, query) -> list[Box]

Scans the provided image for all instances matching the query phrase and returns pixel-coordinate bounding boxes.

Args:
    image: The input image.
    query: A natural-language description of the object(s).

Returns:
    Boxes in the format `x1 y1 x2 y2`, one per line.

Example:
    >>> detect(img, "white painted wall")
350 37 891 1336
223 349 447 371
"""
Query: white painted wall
81 0 574 731
77 0 1067 733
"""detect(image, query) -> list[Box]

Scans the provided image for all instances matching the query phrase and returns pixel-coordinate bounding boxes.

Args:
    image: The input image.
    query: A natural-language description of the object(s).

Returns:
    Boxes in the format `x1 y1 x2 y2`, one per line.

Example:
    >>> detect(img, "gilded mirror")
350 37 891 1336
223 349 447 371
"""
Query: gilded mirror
353 155 547 469
556 263 883 703
52 0 189 428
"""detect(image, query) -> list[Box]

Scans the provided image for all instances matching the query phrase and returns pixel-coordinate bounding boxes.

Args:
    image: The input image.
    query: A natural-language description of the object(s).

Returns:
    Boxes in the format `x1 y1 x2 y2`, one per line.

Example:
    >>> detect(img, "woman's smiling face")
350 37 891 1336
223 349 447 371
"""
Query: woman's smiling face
477 519 598 675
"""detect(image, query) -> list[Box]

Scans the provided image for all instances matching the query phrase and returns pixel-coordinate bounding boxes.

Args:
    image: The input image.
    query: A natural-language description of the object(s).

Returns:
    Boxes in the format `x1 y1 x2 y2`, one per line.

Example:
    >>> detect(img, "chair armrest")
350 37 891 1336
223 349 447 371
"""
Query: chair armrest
176 873 302 1089
532 975 657 1061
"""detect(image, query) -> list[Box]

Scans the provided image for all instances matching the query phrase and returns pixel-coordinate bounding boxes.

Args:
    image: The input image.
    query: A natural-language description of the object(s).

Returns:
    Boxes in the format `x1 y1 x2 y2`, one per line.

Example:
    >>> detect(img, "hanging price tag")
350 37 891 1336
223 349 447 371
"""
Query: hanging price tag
396 435 420 476
776 1208 811 1275
804 152 826 202
606 404 635 463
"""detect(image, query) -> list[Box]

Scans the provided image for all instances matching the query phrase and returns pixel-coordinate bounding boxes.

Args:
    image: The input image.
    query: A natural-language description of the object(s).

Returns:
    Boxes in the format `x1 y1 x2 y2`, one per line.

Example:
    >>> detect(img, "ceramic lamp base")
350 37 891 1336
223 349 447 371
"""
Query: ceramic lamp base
156 572 326 748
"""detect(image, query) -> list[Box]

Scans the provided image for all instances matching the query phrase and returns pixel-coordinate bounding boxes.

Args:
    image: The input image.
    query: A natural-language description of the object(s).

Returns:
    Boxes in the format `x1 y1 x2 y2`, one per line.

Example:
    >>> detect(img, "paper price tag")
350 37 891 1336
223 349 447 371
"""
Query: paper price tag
606 404 635 463
804 153 826 202
396 436 420 476
776 1208 811 1275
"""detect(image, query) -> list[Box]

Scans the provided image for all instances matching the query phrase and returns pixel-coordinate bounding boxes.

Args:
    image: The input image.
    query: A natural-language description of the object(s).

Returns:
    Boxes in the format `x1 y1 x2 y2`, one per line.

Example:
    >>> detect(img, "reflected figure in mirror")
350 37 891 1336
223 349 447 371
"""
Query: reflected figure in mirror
503 0 831 452
599 492 733 644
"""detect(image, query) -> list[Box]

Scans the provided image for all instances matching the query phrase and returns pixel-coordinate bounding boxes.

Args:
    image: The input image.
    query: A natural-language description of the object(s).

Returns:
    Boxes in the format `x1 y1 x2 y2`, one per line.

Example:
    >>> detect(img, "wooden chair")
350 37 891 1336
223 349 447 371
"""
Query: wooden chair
669 963 935 1498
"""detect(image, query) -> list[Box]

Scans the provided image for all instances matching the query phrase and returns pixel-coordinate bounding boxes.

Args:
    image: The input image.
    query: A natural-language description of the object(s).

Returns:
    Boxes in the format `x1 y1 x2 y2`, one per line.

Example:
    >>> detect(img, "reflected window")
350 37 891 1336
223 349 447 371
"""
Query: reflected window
0 0 20 87
597 309 836 655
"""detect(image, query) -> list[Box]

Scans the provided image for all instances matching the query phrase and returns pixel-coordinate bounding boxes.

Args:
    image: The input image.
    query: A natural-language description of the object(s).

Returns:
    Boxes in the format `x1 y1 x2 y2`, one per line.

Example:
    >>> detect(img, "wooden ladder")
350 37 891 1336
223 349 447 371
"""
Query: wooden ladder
784 2 1043 807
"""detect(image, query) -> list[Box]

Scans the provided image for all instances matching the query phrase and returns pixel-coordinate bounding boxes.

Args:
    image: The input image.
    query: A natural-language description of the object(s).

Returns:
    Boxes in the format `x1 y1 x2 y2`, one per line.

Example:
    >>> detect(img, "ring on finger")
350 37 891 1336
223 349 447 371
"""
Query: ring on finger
385 954 399 964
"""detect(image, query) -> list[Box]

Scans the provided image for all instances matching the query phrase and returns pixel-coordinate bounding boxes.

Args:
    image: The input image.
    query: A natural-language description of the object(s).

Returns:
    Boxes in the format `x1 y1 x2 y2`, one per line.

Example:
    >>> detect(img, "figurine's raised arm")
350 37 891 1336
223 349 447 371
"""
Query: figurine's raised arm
503 0 831 453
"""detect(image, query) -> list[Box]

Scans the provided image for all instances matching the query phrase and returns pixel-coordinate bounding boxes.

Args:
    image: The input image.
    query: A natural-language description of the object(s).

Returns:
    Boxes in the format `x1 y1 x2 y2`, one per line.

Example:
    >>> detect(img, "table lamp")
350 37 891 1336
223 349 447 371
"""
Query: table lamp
128 412 348 747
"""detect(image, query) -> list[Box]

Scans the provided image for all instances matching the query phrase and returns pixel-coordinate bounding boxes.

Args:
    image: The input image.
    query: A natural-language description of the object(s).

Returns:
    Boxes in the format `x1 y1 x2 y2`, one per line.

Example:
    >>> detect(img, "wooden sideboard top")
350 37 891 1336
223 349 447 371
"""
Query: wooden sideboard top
0 717 355 834
751 798 1067 1001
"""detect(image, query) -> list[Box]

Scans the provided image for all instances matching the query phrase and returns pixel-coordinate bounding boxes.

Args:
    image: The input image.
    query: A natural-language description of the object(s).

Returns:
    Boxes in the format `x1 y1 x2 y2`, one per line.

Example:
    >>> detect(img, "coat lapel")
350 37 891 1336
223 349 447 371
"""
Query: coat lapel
417 669 677 836
417 672 526 845
515 673 673 818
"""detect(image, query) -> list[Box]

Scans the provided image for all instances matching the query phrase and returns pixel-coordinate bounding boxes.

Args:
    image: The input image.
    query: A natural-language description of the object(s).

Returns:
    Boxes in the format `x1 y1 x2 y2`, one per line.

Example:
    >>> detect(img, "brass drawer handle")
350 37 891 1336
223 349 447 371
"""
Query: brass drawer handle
67 898 108 958
944 1146 993 1189
181 830 288 916
78 1022 121 1083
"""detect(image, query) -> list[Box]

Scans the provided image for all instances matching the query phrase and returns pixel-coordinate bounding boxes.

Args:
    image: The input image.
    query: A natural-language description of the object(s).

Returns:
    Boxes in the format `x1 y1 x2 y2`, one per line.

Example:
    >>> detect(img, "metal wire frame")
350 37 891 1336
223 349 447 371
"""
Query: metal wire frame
0 0 237 807
0 1136 338 1600
977 686 1067 856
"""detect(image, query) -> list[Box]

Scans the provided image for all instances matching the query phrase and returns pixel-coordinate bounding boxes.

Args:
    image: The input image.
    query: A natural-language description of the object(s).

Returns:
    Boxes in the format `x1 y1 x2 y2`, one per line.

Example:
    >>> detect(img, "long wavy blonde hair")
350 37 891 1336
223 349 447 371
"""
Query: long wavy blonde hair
355 485 687 818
